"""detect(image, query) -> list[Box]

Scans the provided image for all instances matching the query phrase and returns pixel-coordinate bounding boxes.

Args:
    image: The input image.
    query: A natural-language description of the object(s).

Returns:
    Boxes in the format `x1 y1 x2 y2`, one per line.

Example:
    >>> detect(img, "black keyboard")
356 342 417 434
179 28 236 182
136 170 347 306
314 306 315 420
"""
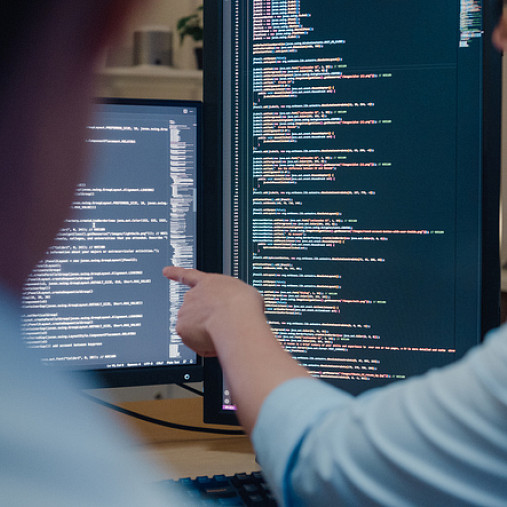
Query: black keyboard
161 471 278 506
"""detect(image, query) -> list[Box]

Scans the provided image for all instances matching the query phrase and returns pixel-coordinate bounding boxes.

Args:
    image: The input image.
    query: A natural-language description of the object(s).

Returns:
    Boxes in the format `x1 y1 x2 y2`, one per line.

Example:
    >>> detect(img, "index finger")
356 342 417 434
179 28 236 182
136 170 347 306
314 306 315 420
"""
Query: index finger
162 266 205 287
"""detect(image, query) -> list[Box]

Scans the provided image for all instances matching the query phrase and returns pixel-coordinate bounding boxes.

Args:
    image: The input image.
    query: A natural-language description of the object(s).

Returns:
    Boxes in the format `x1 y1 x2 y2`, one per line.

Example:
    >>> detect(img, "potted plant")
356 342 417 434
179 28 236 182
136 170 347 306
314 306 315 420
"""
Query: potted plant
177 5 203 69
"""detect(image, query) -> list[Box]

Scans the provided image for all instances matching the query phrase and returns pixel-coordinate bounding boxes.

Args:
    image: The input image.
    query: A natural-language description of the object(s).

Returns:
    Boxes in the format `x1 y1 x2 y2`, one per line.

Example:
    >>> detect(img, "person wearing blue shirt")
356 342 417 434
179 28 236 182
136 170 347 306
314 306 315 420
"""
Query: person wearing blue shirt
0 1 188 505
163 13 507 506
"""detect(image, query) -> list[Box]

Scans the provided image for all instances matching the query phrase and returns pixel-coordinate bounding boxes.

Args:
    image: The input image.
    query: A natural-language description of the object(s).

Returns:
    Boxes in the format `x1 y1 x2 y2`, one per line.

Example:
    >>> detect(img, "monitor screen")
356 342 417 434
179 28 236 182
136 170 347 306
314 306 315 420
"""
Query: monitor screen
21 98 203 387
204 0 501 424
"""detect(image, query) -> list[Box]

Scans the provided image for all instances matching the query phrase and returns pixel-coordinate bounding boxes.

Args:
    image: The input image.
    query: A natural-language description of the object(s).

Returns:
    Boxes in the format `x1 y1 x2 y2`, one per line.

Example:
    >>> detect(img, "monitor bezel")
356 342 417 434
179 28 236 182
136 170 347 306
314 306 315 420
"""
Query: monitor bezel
203 0 502 425
74 97 205 388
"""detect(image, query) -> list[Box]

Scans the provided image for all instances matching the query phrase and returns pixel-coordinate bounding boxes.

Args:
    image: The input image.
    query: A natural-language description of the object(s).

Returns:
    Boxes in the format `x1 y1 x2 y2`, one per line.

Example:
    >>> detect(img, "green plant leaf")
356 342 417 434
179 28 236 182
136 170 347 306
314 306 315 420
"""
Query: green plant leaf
177 6 203 44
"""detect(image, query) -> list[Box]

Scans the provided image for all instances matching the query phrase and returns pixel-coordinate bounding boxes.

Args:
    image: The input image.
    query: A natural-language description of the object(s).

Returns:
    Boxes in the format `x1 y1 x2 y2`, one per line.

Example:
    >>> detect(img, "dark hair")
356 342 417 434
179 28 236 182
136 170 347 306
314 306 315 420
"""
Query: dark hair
0 3 55 87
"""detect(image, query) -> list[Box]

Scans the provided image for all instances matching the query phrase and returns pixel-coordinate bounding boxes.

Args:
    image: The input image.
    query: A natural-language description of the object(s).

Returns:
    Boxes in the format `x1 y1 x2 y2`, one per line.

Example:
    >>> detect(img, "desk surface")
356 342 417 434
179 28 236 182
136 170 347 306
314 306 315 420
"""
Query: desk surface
104 397 260 481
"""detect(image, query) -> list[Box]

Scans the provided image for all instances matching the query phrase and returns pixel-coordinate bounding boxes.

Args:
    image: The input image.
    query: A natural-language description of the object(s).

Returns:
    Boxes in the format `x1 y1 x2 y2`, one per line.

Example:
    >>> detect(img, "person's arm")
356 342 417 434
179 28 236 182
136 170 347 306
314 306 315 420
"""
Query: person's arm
164 266 507 506
253 328 507 506
163 266 309 434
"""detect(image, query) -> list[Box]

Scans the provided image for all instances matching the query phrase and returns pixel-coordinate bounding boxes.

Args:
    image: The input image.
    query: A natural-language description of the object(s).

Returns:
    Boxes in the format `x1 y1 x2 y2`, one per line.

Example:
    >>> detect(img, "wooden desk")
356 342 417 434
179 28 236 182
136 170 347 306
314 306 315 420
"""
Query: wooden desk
103 397 260 481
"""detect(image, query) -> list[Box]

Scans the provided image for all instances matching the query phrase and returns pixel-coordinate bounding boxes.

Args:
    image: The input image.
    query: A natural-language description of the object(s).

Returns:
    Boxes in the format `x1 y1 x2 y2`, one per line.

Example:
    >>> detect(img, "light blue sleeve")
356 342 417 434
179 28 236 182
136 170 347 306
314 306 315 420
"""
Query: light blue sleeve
252 327 507 506
0 286 191 507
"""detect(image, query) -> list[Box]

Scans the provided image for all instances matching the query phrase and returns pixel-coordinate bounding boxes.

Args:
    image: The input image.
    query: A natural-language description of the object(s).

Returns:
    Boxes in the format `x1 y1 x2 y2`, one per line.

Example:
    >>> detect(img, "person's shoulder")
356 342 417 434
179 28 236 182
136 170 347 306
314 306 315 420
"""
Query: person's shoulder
483 323 507 347
466 323 507 387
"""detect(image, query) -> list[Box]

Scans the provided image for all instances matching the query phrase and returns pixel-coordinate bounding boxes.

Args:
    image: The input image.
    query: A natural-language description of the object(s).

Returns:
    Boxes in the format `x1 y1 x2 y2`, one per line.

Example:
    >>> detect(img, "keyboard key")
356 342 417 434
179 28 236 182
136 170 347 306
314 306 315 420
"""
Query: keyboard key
242 484 259 494
246 495 266 507
197 476 214 486
234 473 251 483
179 477 194 487
204 486 237 498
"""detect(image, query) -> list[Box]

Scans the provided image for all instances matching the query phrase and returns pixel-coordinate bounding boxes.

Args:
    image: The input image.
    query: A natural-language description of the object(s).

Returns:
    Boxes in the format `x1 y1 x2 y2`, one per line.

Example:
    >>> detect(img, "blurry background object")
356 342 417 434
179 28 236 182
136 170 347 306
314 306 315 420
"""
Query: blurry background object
103 0 202 70
96 0 203 102
134 26 173 66
177 5 203 69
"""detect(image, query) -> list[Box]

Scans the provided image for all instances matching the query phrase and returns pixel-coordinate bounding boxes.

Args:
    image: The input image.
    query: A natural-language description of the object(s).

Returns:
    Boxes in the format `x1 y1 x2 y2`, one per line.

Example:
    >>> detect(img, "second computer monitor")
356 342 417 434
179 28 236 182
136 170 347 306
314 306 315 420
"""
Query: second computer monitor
21 99 203 387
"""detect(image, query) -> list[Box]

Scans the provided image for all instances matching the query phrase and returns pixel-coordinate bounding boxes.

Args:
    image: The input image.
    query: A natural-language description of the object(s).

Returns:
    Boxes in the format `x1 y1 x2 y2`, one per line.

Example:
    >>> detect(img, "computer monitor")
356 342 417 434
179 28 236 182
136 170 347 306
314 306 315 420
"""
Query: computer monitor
20 98 203 387
203 0 502 424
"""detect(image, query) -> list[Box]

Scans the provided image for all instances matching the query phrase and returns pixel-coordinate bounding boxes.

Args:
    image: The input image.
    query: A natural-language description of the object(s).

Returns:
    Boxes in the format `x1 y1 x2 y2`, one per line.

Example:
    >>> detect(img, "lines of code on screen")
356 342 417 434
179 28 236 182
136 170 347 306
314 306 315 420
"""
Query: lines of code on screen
226 0 484 393
21 104 198 370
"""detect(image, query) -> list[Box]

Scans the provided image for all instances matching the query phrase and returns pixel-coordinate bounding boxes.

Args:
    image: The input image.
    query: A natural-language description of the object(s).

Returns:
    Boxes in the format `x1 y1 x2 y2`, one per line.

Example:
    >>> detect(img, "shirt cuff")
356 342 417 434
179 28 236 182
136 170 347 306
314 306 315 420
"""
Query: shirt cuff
251 377 352 505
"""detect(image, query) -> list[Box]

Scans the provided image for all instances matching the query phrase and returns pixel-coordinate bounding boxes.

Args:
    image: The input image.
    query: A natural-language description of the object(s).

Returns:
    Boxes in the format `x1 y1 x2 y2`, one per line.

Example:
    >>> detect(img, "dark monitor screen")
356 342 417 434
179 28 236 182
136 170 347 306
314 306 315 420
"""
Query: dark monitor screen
21 98 203 387
204 0 501 424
